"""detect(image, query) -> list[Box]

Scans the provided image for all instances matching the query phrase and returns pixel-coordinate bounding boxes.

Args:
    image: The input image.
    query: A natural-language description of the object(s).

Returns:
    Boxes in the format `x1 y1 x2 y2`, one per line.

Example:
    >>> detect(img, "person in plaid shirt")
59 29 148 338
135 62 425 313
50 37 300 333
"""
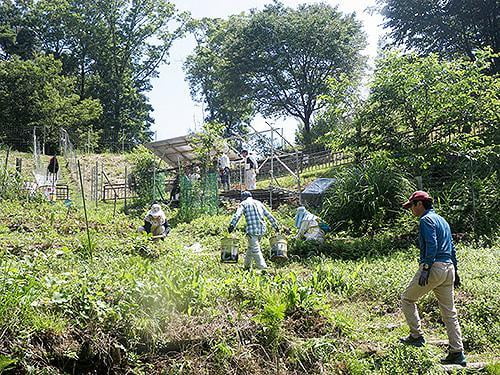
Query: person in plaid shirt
228 191 280 269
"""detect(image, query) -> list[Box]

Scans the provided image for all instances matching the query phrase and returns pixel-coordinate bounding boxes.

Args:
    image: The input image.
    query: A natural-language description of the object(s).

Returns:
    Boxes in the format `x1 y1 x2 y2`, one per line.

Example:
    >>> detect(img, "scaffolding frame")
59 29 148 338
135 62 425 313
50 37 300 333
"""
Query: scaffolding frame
227 122 301 205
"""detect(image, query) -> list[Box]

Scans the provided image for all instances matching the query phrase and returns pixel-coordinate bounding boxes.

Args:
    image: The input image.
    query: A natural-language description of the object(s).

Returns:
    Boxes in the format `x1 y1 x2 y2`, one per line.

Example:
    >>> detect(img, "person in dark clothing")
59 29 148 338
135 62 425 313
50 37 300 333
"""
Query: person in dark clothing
46 156 59 185
170 174 180 201
47 156 59 174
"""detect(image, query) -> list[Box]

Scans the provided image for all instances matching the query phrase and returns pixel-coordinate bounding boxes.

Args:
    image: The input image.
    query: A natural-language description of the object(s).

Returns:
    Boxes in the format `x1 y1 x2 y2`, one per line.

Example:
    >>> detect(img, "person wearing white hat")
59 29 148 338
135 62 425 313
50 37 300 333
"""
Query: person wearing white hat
138 203 170 239
294 206 325 242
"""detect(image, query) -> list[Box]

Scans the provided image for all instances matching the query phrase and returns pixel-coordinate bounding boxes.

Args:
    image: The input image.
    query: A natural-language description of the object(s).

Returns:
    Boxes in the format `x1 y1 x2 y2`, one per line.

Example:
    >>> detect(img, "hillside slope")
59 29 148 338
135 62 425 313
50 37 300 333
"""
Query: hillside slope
0 198 498 374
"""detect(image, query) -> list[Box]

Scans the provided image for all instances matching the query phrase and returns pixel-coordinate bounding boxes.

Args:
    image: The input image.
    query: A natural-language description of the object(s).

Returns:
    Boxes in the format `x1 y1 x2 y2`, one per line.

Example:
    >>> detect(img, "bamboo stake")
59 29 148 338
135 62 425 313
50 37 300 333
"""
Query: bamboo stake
78 160 92 259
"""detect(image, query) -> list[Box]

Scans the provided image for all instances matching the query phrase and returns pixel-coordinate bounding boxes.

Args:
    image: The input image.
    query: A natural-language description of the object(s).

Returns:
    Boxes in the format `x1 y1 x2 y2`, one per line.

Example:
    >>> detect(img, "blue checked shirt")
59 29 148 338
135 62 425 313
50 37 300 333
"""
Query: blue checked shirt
230 197 279 236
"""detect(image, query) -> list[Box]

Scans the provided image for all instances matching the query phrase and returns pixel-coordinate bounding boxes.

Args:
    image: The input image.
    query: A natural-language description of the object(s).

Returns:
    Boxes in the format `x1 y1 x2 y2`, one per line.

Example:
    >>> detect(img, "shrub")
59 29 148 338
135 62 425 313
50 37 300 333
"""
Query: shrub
321 152 415 235
127 146 166 205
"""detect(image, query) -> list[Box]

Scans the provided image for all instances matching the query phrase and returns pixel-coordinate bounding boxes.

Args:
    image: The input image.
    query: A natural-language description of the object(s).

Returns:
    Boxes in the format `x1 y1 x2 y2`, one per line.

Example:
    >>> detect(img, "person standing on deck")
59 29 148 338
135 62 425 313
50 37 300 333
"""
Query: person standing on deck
218 151 231 192
241 150 258 190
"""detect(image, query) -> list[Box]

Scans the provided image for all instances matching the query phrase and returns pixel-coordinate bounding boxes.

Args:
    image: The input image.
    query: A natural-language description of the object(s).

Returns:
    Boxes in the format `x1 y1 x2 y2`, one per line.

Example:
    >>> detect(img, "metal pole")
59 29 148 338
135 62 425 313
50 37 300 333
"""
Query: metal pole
100 162 104 203
270 127 274 208
296 150 302 204
90 165 94 203
95 161 99 208
153 164 156 202
77 160 92 259
124 166 128 214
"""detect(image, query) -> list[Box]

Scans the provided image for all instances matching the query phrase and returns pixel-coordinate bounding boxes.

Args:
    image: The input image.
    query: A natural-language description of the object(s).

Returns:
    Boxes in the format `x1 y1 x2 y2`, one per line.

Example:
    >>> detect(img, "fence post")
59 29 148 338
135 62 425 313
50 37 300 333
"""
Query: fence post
95 161 99 208
1 147 10 193
124 166 128 214
15 158 22 175
77 160 92 259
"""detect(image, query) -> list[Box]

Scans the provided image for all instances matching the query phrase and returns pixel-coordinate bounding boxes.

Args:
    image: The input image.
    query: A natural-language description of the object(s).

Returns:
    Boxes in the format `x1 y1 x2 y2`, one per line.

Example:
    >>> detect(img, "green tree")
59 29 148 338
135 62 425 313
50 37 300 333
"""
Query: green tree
356 50 500 171
186 2 366 144
0 0 186 150
0 0 38 60
377 0 499 73
0 55 102 151
189 121 225 172
185 18 255 137
298 73 362 152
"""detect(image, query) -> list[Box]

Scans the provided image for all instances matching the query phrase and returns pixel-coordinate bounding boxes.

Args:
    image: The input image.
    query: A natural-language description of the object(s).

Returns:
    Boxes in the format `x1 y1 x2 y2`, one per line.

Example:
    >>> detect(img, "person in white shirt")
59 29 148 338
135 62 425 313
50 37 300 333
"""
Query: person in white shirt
294 206 325 242
218 152 231 191
241 149 258 190
188 165 201 182
138 203 170 239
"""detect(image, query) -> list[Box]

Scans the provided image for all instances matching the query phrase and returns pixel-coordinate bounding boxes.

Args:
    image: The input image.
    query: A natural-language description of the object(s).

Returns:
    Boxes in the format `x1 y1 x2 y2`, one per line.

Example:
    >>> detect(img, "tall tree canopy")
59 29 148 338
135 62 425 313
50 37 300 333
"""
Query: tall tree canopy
185 2 366 142
185 17 255 137
0 55 102 151
378 0 499 72
0 0 185 150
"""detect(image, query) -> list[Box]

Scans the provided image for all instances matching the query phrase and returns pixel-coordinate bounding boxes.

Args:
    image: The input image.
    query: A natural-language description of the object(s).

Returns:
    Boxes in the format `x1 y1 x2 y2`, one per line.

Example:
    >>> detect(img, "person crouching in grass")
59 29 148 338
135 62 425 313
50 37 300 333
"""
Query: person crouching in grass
138 203 170 240
399 191 466 367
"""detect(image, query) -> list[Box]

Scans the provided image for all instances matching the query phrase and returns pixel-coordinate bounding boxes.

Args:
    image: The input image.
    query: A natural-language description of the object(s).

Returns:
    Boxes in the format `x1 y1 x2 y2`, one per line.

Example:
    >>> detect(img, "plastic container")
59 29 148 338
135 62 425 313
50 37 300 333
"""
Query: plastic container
269 234 288 261
221 237 239 263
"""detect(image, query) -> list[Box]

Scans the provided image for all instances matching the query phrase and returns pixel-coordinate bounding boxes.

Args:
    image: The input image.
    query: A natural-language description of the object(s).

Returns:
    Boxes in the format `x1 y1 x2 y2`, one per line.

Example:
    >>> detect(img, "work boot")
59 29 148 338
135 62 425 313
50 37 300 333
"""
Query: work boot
399 335 425 347
440 351 467 367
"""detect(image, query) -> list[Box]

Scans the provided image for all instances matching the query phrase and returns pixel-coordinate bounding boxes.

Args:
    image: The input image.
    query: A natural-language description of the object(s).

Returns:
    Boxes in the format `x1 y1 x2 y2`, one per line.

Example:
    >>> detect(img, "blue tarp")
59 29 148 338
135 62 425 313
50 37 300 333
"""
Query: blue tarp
301 178 336 206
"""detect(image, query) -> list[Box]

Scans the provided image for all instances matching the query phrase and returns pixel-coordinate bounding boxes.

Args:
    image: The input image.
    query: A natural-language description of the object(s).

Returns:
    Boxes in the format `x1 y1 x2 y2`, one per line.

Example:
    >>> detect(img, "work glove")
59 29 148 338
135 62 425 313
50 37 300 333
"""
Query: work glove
454 267 461 288
228 224 234 233
418 264 431 287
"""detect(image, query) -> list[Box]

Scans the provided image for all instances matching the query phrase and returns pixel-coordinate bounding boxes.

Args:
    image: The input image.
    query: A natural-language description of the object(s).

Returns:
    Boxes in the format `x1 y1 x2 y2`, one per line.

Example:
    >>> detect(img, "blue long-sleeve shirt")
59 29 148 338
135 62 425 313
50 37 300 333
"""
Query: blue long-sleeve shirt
419 209 457 267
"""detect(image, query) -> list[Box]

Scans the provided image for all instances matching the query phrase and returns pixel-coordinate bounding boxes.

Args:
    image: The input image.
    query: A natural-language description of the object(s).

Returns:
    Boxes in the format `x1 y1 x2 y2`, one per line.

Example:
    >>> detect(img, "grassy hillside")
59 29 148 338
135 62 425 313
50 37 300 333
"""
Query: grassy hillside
0 195 498 374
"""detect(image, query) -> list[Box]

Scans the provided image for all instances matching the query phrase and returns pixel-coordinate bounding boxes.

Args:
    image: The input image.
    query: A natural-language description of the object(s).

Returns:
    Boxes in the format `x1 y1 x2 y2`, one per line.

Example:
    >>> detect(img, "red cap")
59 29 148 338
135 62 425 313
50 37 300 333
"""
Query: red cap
403 191 432 209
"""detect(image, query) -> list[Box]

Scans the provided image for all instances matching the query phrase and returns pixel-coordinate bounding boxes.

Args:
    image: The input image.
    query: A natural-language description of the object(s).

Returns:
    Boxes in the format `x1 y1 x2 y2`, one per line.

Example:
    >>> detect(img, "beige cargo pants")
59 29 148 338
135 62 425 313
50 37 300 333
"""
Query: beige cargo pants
401 262 464 352
244 235 268 270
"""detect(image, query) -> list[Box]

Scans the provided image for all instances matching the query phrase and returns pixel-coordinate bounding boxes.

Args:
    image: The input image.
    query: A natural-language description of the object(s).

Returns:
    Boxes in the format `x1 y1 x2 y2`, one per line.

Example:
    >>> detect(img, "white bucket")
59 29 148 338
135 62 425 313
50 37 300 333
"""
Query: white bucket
221 237 239 263
269 234 288 261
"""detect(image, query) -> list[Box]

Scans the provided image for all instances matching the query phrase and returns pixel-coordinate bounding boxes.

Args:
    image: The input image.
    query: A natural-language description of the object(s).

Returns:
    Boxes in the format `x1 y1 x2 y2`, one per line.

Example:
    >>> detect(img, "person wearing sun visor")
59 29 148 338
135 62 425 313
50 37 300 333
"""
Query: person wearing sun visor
399 191 466 367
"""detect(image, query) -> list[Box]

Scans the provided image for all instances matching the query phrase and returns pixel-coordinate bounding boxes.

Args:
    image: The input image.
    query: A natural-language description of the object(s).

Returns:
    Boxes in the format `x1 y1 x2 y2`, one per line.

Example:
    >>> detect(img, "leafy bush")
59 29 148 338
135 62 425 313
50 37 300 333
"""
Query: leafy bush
321 152 414 235
414 146 499 240
127 146 166 205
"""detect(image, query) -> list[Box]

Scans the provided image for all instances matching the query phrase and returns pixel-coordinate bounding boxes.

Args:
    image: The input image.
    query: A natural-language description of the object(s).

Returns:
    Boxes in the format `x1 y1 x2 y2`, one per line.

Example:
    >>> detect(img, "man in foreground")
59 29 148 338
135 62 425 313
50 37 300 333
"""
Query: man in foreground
400 191 466 367
228 191 280 270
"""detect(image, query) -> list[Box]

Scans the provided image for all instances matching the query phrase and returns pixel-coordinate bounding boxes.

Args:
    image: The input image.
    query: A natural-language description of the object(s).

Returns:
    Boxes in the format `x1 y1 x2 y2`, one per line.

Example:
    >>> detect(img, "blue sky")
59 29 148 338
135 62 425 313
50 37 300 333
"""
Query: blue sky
147 0 384 143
